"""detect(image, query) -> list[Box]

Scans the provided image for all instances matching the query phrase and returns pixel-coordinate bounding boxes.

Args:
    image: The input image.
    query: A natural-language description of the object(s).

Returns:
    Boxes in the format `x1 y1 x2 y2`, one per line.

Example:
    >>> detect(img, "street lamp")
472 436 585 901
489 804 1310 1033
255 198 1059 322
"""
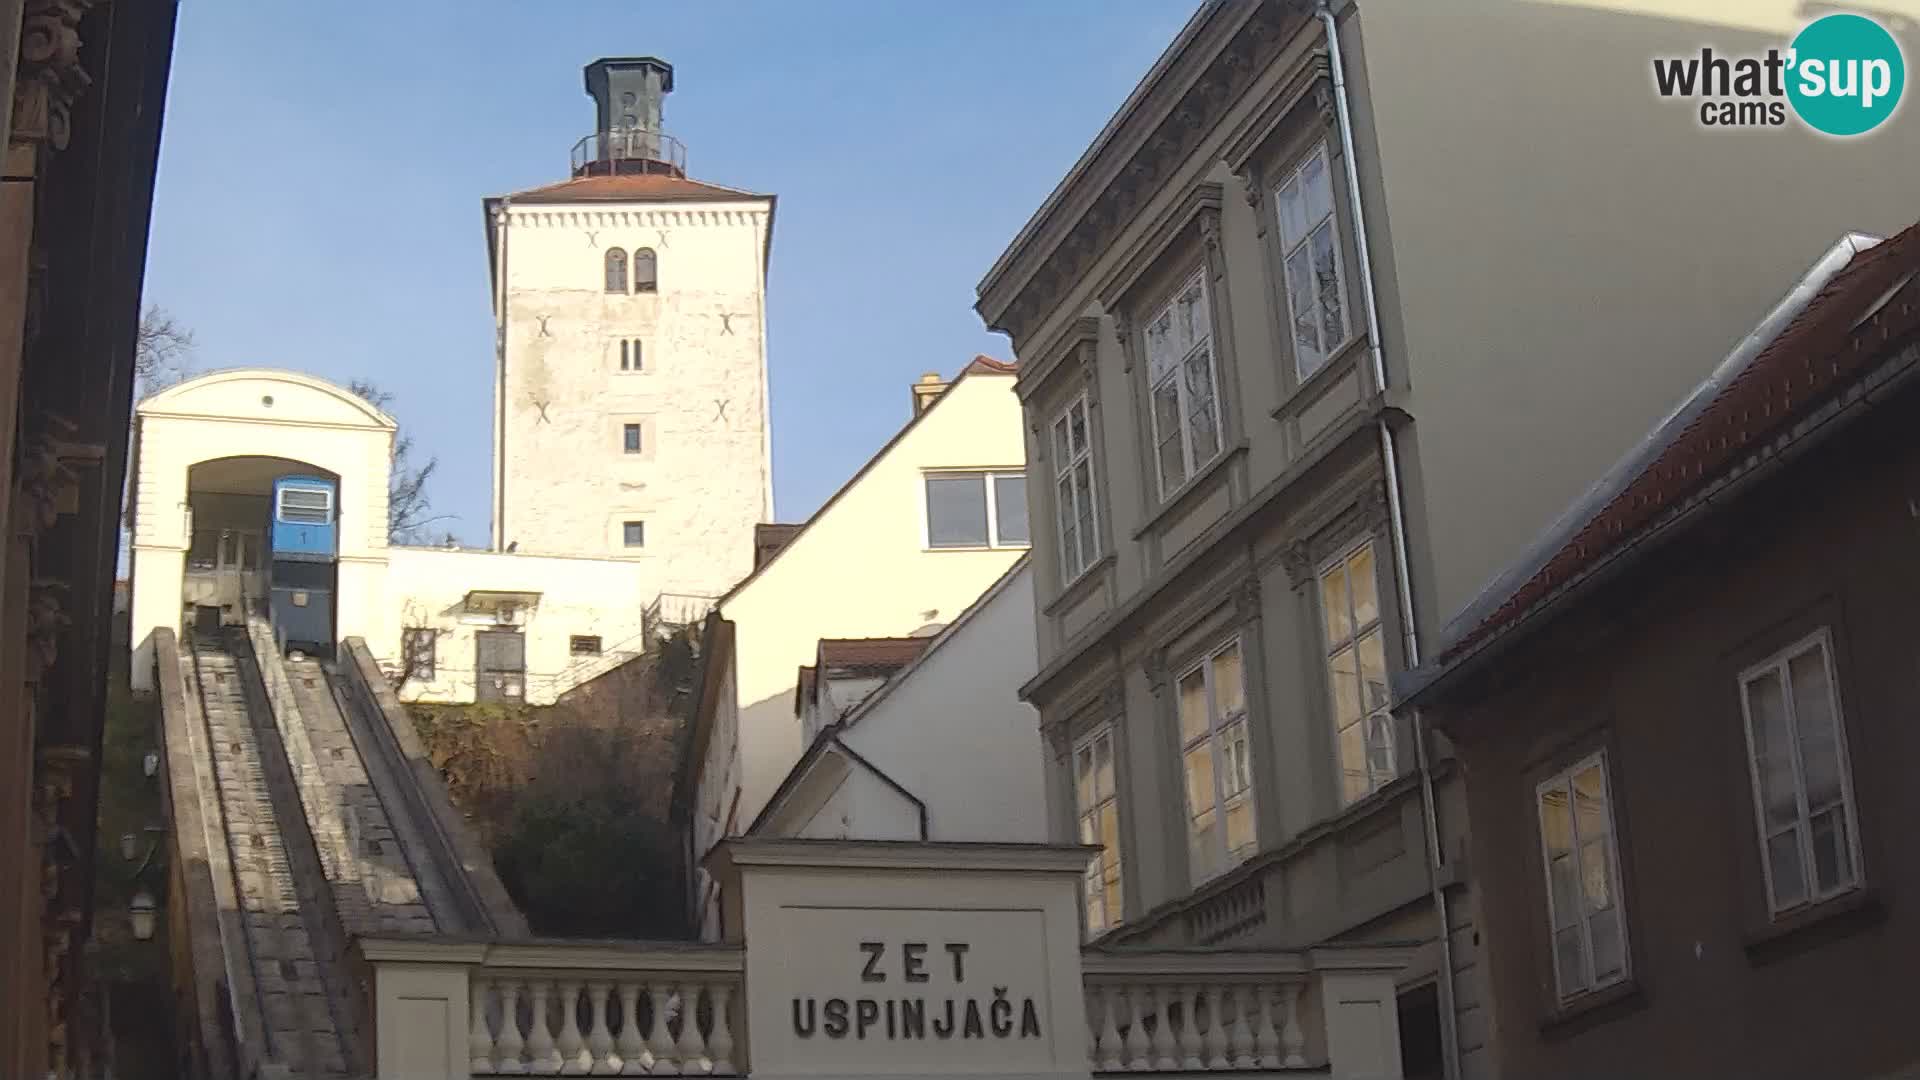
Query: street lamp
129 889 157 942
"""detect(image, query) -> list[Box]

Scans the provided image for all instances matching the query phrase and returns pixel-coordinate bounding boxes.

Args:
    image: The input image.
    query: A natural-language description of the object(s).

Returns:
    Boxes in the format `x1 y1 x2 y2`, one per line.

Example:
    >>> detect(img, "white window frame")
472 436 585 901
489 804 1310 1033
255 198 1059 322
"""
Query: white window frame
1175 637 1256 884
1052 393 1101 583
1073 724 1124 938
1736 628 1864 918
1318 540 1395 805
277 485 333 525
922 470 1029 550
1143 269 1224 500
1272 142 1353 381
1535 750 1629 1003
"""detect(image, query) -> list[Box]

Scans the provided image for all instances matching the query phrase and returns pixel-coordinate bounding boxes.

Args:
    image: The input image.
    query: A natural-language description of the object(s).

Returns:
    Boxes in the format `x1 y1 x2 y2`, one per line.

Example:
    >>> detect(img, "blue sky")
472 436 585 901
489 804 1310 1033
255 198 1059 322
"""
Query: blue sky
144 1 1199 544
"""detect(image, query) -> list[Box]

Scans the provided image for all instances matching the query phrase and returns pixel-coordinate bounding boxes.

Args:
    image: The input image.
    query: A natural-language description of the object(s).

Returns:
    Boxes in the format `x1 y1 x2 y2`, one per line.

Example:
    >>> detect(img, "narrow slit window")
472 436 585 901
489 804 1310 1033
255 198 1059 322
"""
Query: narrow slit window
623 423 642 454
620 338 643 371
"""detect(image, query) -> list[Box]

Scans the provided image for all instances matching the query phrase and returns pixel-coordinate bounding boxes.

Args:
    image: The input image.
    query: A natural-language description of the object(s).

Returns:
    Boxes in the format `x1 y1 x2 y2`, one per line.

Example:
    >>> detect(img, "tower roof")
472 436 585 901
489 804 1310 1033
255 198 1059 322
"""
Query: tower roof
496 172 766 205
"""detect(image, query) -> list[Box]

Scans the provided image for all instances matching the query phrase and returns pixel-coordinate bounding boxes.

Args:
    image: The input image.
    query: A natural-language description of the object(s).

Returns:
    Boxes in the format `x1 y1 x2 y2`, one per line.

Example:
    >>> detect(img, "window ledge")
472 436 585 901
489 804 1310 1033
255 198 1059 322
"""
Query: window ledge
1742 885 1883 964
1270 335 1369 422
1538 978 1645 1040
1131 442 1248 542
923 544 1031 555
1044 552 1116 617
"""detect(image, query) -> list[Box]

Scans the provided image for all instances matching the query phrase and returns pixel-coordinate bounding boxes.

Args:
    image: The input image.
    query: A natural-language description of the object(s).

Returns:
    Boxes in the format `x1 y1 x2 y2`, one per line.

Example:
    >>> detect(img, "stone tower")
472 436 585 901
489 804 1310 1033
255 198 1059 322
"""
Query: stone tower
484 57 774 600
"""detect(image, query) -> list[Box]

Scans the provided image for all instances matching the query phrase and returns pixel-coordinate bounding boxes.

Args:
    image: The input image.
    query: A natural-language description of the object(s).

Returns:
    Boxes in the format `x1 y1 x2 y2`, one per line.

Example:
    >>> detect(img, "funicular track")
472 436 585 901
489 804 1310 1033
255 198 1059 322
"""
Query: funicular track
187 630 358 1078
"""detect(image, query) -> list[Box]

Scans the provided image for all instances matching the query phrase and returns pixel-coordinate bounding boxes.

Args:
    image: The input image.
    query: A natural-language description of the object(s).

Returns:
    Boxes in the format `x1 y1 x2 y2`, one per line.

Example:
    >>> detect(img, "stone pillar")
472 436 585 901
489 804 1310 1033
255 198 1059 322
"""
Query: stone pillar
1319 968 1406 1080
359 939 486 1080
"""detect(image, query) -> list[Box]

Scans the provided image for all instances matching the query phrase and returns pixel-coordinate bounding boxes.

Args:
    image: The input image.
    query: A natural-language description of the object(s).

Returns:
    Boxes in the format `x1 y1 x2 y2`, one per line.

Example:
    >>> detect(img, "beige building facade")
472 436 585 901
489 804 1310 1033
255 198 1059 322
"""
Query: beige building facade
682 360 1030 939
975 3 1920 1079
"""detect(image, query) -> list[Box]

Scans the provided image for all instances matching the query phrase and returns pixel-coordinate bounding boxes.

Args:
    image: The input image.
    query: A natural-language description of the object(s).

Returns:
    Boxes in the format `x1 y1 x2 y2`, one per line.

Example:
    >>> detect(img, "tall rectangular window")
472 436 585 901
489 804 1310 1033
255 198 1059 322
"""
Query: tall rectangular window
1738 629 1862 916
925 471 1028 549
1074 725 1123 937
1537 752 1628 1001
623 423 642 454
1177 639 1255 883
622 520 646 548
1144 270 1223 498
1274 143 1351 380
1320 542 1393 805
1052 394 1100 581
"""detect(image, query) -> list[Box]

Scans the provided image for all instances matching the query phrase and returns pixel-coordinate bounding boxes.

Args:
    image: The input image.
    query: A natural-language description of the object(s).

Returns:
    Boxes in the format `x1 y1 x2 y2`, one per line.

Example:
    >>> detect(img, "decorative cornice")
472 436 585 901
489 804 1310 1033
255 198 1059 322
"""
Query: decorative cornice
1094 179 1225 313
981 0 1305 345
1015 313 1106 405
11 0 98 152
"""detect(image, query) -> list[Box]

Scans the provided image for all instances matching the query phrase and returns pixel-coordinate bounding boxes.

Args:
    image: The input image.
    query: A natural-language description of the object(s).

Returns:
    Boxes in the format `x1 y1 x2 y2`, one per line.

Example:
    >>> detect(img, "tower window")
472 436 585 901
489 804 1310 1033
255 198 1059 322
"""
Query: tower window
604 248 628 293
633 248 658 294
623 423 642 454
623 520 646 548
620 339 643 371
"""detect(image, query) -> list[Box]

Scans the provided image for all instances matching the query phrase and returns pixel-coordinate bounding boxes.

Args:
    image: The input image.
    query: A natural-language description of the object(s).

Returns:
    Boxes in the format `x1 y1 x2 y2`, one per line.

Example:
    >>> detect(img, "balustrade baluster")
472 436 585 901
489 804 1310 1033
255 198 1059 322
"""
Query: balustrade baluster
1279 985 1307 1067
1122 985 1151 1071
558 980 587 1074
675 982 710 1073
708 983 735 1074
1178 985 1204 1069
1150 985 1178 1070
614 981 647 1075
498 980 528 1075
1226 986 1256 1069
647 984 679 1075
1251 986 1280 1069
1095 985 1122 1072
1203 986 1230 1069
585 982 615 1073
1084 986 1101 1071
472 976 498 1074
528 980 560 1074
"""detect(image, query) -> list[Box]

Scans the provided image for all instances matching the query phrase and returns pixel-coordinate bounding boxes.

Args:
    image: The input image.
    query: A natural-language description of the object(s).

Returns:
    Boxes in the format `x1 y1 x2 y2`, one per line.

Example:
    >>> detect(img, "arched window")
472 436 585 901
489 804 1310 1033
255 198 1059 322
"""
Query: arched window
604 248 628 293
633 248 658 294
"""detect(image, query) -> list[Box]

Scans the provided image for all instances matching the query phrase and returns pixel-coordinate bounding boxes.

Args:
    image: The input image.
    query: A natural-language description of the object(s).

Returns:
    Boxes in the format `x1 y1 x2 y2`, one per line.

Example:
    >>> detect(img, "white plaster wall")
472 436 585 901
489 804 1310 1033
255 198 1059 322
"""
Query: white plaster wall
494 199 772 602
836 562 1047 843
716 371 1027 833
793 769 921 842
378 546 652 707
128 370 394 689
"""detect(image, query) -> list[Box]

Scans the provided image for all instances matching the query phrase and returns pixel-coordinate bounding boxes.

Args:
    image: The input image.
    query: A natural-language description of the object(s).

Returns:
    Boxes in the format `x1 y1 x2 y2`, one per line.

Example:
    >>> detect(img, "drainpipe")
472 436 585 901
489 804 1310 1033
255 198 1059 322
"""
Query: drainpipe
492 198 511 551
1317 4 1461 1079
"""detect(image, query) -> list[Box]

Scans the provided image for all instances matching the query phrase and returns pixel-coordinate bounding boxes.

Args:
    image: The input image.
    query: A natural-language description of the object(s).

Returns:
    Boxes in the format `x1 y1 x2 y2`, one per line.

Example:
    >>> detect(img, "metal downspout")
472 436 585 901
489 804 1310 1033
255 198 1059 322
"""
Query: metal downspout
1318 4 1461 1078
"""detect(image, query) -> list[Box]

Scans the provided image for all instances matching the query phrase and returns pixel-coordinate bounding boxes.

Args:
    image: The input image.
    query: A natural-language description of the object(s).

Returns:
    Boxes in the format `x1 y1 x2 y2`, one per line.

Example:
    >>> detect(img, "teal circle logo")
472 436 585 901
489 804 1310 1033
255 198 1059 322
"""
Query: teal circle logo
1787 14 1905 136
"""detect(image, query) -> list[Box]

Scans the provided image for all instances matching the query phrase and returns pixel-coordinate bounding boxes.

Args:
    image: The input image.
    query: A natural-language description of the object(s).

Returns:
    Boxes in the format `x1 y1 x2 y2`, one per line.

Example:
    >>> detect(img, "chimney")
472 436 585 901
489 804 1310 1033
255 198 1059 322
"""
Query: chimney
911 372 949 416
576 57 683 177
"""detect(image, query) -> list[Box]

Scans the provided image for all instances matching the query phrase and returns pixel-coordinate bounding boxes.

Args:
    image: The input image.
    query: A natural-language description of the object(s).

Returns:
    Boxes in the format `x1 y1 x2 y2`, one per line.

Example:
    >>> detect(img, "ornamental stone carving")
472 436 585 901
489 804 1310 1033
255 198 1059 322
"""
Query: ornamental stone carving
12 0 99 152
1279 540 1316 590
1140 646 1170 691
1234 575 1263 625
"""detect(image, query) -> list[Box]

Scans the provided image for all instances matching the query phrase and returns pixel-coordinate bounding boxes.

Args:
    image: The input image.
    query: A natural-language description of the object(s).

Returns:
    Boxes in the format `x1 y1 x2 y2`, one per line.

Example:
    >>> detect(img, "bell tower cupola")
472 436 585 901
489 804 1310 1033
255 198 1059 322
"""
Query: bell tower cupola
574 56 684 178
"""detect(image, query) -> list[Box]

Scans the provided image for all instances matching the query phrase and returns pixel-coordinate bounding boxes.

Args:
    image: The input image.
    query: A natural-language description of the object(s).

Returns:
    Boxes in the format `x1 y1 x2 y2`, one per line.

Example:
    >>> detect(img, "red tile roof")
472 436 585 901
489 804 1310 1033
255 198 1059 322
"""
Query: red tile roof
1440 223 1920 664
502 172 764 204
963 355 1018 375
817 637 934 671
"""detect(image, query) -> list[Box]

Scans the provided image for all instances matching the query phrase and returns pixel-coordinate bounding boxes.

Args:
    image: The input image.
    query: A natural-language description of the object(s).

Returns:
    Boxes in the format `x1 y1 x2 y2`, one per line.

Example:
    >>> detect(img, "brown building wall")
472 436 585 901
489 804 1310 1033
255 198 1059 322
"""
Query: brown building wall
1450 388 1920 1079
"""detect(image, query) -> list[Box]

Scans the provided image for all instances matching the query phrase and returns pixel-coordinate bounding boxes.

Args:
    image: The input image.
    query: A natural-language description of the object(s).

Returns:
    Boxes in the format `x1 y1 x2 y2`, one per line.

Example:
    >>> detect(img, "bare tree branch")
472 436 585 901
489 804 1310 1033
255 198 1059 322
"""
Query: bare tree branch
135 306 194 397
350 378 449 544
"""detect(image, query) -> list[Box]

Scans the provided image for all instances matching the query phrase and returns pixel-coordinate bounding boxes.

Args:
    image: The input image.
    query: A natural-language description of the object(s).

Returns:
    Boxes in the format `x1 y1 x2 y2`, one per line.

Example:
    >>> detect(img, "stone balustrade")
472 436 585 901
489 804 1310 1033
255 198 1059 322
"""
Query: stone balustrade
1081 947 1411 1074
358 937 746 1079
